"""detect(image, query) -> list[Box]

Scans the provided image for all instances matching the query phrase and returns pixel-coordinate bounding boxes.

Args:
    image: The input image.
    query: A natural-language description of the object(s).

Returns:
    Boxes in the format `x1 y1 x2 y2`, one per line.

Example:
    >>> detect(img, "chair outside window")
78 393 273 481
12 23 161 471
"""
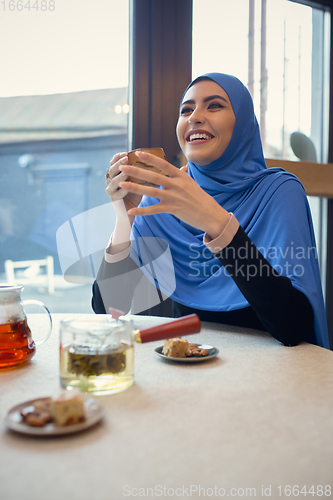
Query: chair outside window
4 256 55 295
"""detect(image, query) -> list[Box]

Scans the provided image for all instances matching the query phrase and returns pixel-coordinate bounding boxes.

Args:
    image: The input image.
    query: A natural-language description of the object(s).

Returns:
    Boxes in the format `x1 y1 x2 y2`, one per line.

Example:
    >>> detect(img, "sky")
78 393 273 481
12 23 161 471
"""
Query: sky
0 0 129 96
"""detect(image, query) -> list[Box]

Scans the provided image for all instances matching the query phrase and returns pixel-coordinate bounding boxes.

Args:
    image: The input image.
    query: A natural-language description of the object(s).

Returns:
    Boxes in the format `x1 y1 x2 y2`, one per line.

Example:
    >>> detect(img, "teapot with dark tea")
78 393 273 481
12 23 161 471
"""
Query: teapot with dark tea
0 284 52 369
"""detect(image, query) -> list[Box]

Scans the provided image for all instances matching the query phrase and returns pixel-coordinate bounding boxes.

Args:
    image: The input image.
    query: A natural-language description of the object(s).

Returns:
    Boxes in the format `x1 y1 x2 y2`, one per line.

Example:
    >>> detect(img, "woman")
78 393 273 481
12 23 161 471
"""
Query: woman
92 73 329 349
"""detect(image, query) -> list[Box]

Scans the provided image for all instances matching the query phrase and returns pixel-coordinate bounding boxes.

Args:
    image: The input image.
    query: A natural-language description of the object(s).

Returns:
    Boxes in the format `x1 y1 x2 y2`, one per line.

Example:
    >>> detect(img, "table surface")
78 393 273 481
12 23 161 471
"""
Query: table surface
1 313 333 500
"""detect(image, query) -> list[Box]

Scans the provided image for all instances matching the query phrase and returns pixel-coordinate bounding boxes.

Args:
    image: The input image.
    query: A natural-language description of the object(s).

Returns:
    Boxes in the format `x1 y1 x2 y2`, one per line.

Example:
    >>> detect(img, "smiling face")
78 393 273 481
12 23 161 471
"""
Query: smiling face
176 79 236 166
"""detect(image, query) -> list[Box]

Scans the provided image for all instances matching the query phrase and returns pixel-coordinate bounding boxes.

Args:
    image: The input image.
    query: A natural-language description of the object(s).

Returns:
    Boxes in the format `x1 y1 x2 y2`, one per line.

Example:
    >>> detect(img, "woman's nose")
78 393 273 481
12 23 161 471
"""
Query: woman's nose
189 108 204 124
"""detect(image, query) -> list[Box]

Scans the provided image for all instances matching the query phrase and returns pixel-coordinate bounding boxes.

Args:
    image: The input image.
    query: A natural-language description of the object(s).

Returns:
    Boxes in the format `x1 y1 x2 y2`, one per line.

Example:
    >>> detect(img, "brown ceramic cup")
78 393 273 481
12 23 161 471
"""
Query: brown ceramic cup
127 147 167 186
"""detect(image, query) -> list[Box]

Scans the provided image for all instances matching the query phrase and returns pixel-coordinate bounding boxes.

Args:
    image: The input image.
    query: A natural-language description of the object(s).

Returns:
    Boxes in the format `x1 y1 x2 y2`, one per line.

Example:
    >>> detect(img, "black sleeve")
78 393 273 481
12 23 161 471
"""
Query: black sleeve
91 253 142 314
216 225 314 346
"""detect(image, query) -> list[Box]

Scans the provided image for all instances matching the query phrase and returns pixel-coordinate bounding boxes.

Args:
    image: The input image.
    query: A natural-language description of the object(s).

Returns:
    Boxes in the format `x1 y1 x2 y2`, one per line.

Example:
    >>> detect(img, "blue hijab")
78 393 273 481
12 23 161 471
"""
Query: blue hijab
131 73 329 348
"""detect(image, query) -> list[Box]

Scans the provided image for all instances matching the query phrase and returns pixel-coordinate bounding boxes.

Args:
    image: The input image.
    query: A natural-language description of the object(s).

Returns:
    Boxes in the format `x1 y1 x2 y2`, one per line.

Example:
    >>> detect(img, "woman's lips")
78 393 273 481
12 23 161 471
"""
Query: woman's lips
186 137 214 146
185 129 214 142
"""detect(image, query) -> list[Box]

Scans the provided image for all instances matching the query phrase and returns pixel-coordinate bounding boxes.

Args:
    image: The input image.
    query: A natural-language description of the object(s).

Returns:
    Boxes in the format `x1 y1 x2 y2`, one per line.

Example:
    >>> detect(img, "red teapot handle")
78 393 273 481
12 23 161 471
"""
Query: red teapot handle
133 314 201 343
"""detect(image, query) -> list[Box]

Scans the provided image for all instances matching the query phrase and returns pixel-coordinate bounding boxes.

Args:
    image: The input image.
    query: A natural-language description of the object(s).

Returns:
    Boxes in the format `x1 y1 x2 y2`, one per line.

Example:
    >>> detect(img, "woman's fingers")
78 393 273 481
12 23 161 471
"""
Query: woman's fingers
118 162 191 203
119 179 162 198
109 152 127 167
136 151 181 177
106 179 129 201
108 151 184 192
113 154 195 221
106 155 130 199
127 204 163 216
106 154 129 186
108 306 125 319
119 165 173 188
106 172 128 194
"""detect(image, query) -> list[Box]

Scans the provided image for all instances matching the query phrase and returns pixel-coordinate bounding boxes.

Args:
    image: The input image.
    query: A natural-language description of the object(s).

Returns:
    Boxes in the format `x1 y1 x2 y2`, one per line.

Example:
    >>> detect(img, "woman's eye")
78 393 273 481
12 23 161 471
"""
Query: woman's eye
208 102 223 109
180 107 193 115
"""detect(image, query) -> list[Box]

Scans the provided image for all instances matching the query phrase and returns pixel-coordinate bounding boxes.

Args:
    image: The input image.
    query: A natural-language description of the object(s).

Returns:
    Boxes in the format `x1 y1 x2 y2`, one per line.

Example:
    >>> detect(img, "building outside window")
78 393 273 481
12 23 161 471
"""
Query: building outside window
0 0 130 312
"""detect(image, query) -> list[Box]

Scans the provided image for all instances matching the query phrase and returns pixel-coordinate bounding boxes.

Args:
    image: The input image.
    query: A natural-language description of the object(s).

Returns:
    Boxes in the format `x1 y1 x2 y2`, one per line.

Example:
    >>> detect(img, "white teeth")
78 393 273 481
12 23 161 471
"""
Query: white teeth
189 133 211 141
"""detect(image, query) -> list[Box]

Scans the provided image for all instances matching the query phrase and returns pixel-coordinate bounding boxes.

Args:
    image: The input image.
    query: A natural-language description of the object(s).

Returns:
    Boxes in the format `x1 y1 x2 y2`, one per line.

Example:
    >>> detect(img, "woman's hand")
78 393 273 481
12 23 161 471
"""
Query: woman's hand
119 151 230 239
105 152 143 224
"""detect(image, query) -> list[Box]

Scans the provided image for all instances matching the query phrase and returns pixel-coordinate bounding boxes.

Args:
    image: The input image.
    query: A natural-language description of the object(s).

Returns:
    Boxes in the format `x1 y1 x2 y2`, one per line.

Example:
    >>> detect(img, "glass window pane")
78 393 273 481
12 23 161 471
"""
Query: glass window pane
0 0 130 312
192 0 330 282
193 0 328 161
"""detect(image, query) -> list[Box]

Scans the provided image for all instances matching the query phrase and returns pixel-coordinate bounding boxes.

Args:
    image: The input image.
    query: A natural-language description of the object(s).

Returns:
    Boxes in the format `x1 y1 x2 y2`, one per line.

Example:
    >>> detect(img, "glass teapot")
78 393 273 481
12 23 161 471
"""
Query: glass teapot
0 284 52 369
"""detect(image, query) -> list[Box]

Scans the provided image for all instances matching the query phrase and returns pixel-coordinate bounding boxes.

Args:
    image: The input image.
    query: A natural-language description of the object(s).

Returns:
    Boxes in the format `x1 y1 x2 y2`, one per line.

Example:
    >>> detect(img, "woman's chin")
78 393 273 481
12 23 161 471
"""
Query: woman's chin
186 153 218 167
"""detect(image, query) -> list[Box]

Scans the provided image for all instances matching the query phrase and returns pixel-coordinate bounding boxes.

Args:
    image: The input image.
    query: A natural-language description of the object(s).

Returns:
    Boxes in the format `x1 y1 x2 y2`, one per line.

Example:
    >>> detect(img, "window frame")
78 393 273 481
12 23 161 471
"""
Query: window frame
130 0 192 165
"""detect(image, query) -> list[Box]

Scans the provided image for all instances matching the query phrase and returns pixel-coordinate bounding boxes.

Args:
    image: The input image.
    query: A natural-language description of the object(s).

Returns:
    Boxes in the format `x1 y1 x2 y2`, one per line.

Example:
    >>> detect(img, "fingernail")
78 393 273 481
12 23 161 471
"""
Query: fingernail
121 172 128 178
120 157 128 164
136 151 148 159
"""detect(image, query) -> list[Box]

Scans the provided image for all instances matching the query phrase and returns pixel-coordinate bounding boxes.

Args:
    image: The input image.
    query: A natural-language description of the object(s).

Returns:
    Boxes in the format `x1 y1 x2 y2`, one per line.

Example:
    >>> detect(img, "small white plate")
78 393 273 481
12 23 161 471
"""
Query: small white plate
5 397 104 436
155 343 219 363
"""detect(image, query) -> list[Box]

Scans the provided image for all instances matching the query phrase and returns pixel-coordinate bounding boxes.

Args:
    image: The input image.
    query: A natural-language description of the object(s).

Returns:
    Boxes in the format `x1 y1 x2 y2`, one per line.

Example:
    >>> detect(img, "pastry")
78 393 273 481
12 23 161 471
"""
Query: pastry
161 338 210 358
20 399 52 427
50 390 86 426
162 337 189 358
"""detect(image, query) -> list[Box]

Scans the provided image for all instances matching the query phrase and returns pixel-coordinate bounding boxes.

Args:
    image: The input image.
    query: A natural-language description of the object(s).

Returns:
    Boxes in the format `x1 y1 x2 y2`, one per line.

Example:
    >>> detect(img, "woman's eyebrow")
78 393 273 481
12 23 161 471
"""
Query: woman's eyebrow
203 94 229 104
181 94 229 106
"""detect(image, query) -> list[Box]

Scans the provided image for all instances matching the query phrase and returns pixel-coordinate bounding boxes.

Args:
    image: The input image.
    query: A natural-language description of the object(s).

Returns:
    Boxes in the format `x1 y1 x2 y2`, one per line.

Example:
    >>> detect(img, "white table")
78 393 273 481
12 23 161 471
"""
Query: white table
1 314 333 500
